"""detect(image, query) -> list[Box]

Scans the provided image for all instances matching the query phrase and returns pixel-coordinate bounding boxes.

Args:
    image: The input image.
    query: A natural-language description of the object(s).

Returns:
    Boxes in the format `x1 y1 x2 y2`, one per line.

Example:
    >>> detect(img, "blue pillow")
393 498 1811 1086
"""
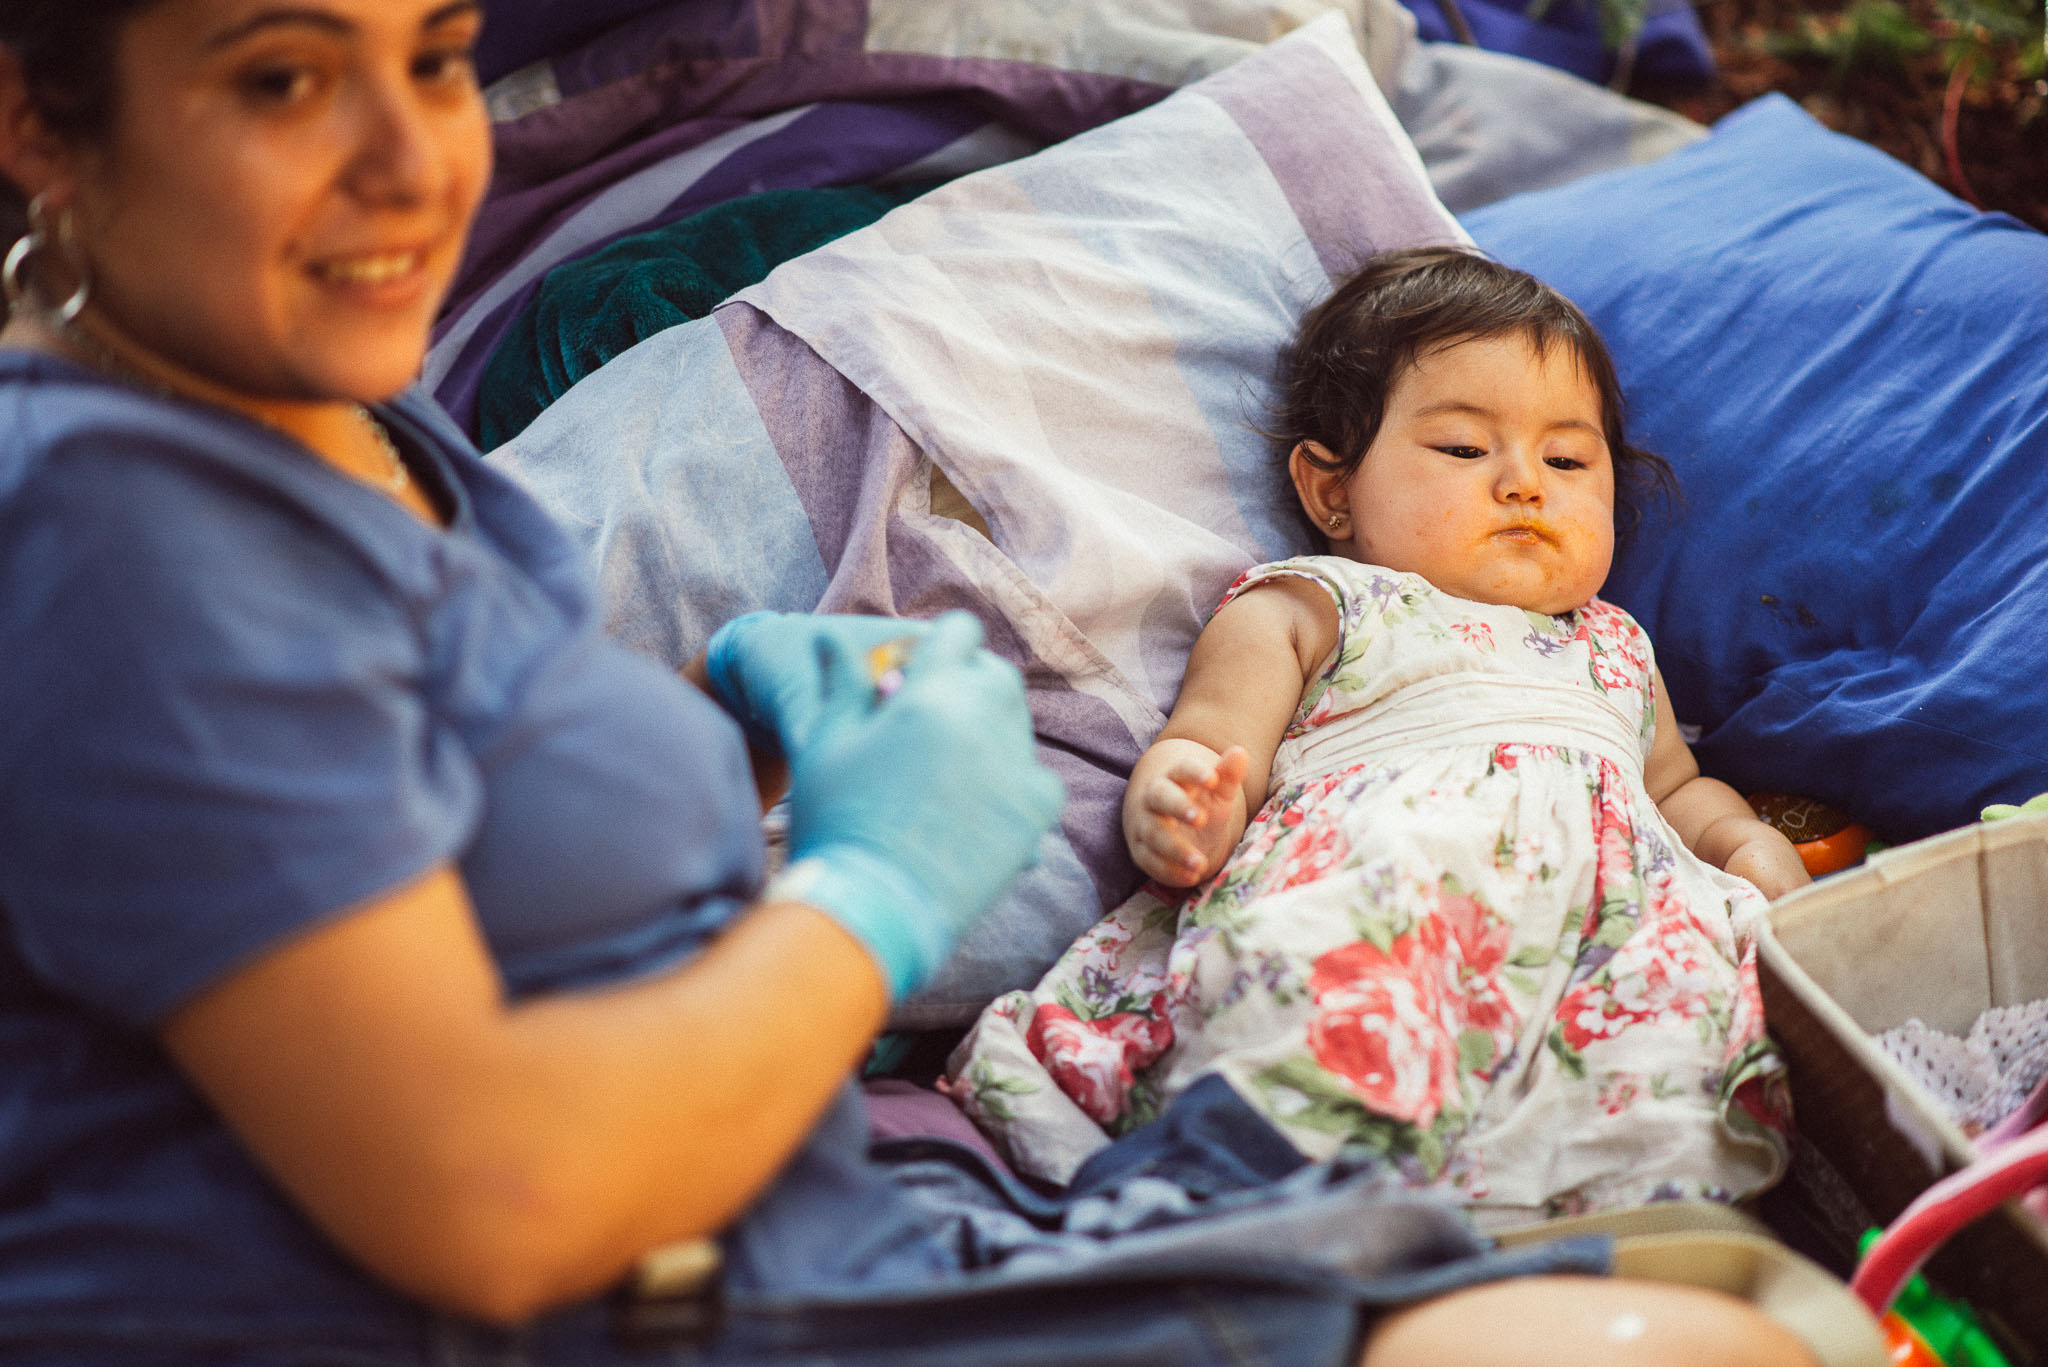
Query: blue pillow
1465 94 2048 844
1401 0 1713 85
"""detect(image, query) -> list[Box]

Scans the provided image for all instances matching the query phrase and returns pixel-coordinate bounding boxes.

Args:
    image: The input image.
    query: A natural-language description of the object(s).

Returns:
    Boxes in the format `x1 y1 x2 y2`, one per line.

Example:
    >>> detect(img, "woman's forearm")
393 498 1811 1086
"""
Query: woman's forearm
477 897 888 1316
163 867 886 1325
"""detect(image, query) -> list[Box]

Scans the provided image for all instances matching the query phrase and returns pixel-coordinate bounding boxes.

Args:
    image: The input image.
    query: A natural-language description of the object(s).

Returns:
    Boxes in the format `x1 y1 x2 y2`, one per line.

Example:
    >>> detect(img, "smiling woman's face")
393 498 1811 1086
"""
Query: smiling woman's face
45 0 490 402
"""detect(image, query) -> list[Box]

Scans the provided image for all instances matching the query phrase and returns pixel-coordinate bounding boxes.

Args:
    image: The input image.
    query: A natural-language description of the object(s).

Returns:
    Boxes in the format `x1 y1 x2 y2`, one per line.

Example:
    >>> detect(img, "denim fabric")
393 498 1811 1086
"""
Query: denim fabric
3 1074 1610 1367
1067 1073 1310 1198
417 1241 1610 1367
413 1078 1611 1367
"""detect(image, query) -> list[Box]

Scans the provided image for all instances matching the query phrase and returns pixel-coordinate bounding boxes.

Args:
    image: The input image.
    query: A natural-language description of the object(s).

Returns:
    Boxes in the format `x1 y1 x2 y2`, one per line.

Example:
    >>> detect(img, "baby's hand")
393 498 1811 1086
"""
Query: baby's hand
1126 745 1250 888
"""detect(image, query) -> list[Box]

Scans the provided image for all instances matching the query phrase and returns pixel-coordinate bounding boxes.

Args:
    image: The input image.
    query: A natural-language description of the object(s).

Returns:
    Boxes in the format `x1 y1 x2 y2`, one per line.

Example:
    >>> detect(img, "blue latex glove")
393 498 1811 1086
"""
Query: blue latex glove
703 611 933 758
768 611 1065 1000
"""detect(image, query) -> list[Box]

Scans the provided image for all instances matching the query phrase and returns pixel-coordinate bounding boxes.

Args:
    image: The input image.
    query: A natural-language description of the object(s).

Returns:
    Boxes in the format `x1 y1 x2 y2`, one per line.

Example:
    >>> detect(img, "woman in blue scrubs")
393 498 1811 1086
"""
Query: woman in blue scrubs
0 3 1820 1363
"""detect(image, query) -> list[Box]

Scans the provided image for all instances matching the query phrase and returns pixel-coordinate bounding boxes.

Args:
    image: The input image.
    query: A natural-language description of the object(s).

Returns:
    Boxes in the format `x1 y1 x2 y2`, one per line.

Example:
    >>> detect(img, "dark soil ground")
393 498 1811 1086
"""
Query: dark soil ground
1630 0 2048 230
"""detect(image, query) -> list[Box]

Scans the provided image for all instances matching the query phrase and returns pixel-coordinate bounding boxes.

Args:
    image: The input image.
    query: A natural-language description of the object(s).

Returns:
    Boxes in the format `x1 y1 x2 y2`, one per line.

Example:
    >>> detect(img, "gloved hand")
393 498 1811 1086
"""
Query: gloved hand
767 611 1066 1000
703 611 933 759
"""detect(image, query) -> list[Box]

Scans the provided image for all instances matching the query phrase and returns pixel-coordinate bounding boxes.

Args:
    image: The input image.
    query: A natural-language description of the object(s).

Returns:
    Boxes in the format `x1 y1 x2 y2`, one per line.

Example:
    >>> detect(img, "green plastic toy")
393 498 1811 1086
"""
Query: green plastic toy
1858 1229 2012 1367
1980 791 2048 822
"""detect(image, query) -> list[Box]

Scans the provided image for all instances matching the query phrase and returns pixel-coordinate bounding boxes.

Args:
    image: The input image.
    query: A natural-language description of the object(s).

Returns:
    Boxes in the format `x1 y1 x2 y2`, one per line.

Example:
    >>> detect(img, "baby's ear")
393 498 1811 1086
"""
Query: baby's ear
1289 442 1349 530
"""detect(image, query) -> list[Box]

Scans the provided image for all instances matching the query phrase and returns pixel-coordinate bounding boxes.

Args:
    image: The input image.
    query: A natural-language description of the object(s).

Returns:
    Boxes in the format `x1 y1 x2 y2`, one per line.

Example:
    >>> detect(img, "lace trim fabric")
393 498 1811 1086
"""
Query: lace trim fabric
1876 999 2048 1135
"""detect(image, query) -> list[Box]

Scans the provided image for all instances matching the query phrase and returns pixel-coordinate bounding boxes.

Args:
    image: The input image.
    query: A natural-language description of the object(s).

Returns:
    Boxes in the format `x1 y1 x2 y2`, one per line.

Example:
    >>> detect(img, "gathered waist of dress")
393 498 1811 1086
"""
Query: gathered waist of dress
1267 673 1643 794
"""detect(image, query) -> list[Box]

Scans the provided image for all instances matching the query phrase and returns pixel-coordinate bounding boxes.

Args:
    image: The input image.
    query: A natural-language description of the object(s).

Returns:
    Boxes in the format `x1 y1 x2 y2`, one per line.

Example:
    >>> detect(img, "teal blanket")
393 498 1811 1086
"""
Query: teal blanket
478 184 933 450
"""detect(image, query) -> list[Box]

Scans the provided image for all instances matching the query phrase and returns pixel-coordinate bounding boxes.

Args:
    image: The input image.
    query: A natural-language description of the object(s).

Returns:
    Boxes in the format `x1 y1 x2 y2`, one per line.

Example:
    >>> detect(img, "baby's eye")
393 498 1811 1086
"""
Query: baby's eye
1545 455 1587 471
1435 445 1486 460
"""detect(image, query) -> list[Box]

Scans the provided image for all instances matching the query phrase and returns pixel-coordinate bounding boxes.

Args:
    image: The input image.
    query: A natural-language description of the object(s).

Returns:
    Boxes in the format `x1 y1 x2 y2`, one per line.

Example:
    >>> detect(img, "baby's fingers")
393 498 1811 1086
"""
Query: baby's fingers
1140 773 1204 826
1209 745 1251 796
1133 824 1207 886
1160 749 1247 826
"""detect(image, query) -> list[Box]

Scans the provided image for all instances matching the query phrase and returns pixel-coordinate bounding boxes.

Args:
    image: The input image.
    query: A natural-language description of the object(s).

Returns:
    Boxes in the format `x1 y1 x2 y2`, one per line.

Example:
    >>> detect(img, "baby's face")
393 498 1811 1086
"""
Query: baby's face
1331 334 1615 615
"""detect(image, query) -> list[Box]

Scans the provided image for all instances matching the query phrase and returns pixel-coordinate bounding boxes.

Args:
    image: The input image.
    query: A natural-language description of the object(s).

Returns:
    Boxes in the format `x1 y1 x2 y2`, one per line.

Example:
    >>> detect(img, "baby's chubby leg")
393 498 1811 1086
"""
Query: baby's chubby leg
1359 1276 1818 1367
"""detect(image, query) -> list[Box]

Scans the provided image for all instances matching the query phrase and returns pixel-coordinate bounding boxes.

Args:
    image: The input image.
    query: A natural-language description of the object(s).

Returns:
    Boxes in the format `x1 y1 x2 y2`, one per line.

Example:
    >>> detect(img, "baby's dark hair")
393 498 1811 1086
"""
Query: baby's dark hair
1273 246 1673 531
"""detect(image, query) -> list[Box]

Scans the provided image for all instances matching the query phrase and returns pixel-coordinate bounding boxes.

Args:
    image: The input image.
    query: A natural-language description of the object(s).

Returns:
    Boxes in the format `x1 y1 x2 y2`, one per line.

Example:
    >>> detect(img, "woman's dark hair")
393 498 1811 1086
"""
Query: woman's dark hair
2 2 158 140
1273 245 1674 532
0 1 159 225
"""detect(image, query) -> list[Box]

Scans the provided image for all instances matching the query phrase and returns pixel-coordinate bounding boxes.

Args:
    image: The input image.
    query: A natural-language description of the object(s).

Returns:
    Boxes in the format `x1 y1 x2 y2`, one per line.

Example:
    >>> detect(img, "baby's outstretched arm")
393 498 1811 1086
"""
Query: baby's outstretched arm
1124 577 1339 888
1642 666 1811 900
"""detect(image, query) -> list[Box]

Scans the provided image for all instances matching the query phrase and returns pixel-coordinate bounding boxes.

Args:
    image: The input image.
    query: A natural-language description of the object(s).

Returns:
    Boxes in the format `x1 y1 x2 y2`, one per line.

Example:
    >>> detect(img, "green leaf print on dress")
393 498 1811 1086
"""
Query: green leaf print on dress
959 1056 1039 1123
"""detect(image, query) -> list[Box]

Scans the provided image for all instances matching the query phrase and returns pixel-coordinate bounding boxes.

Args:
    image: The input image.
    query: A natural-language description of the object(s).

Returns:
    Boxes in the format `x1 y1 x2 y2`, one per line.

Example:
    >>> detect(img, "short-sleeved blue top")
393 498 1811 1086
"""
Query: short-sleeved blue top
0 354 771 1352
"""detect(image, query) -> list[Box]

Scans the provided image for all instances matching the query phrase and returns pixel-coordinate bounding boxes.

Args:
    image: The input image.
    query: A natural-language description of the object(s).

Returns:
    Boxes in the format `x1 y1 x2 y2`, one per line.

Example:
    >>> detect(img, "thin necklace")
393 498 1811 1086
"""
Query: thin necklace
43 314 412 496
355 406 410 493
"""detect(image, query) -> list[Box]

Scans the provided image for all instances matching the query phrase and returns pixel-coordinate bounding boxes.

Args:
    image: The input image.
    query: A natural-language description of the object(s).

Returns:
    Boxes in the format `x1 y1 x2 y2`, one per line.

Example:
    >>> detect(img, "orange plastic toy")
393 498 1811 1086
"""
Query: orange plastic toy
1746 792 1875 877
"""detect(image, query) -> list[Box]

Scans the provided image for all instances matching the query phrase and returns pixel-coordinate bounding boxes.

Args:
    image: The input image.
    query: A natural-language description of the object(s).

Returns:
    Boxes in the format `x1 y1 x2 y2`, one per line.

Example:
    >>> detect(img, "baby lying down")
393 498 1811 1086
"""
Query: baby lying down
946 248 1809 1228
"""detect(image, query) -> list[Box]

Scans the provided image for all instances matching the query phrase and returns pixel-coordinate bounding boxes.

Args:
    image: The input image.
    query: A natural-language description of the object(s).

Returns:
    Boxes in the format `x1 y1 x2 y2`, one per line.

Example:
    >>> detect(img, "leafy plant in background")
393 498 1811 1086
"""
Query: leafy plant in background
1518 0 1666 81
1926 0 2046 204
1757 0 2044 84
1741 0 2041 205
1934 0 2046 80
1765 0 1934 82
1566 0 2044 92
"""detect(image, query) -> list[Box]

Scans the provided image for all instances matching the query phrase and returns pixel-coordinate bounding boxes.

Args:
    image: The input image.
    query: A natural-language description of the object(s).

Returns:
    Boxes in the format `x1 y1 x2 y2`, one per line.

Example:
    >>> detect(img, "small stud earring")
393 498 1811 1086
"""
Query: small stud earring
1326 513 1344 531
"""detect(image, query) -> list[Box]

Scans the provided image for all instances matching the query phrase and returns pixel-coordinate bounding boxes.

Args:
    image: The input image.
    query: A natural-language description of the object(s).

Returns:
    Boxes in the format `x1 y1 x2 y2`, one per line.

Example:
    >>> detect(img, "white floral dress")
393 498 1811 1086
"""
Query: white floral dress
948 556 1789 1226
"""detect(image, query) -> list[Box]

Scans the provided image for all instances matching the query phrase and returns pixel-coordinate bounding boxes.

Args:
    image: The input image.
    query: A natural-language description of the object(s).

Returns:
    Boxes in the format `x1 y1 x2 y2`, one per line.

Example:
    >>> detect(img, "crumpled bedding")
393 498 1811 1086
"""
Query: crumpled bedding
430 0 1700 440
451 6 1706 1025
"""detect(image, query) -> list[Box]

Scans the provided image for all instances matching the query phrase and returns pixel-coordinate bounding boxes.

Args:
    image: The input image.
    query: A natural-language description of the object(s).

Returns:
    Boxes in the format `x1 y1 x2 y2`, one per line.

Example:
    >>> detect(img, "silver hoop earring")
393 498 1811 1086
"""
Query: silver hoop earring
3 194 92 329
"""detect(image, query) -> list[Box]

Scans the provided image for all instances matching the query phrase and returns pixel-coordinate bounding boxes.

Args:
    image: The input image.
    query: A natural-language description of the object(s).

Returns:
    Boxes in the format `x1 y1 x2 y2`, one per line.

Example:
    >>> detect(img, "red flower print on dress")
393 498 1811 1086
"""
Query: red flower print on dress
1438 891 1508 977
1299 692 1341 733
1435 889 1518 1051
1580 603 1653 696
1597 1073 1643 1117
1026 995 1176 1125
1555 925 1723 1054
1305 933 1460 1126
1721 941 1773 1064
1588 648 1634 696
1590 776 1639 900
1217 568 1258 610
1451 620 1495 652
1274 819 1349 890
1596 602 1653 672
1492 742 1566 775
1732 1074 1791 1134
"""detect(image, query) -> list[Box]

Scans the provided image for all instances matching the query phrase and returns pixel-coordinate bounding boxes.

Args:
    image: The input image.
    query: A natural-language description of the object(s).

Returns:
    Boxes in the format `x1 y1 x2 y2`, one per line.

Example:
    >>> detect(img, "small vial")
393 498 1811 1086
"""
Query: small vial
867 638 915 700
